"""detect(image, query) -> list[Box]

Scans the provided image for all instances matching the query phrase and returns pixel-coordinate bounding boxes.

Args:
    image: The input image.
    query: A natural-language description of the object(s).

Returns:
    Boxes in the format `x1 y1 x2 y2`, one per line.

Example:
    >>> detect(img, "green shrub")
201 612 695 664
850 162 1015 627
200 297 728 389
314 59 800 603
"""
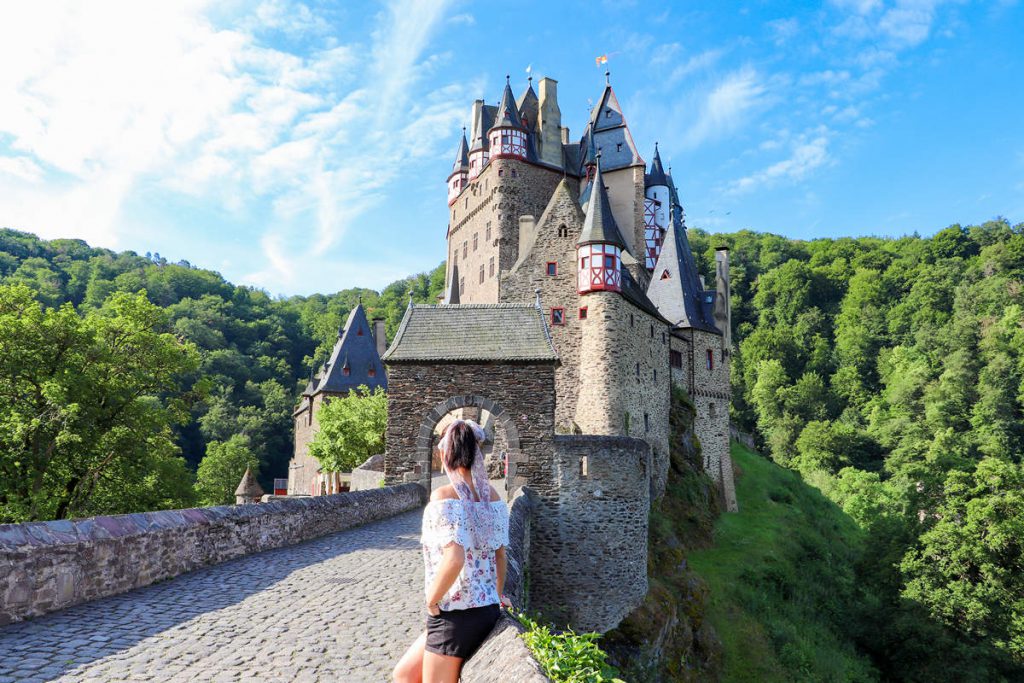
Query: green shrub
514 611 626 683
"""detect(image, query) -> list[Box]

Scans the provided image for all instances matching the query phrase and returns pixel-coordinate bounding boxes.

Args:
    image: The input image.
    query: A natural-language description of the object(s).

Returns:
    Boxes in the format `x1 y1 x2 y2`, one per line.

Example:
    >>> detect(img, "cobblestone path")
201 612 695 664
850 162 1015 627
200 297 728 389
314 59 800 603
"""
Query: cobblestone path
0 508 428 682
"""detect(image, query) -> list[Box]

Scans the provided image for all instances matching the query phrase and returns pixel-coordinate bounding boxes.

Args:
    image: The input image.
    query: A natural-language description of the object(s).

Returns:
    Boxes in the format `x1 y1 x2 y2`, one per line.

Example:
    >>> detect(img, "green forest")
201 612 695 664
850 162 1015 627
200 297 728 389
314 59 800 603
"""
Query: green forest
1 218 1022 679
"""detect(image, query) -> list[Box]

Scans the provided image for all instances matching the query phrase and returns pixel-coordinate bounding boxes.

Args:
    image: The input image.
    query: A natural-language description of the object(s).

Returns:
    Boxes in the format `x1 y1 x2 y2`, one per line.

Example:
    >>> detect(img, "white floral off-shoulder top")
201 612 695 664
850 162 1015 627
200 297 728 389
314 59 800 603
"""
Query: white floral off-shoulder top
421 499 509 611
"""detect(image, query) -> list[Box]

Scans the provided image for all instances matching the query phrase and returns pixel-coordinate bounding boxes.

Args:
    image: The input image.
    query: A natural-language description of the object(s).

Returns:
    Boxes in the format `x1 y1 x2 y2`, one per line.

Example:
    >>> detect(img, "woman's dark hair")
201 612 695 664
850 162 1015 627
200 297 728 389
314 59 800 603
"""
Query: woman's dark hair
444 421 477 470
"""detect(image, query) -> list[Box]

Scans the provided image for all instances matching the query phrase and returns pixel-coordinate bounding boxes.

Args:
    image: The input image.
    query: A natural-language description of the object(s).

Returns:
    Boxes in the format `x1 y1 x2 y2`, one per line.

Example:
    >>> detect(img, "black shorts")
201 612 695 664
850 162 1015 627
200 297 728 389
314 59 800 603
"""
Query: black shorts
425 603 501 659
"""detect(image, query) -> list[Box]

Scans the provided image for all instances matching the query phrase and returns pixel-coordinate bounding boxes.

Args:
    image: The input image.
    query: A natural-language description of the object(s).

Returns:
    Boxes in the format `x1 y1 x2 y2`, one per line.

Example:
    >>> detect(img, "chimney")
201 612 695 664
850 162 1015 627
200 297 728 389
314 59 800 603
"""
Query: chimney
469 99 484 147
518 215 537 264
537 78 562 167
373 319 387 357
560 126 570 145
714 248 732 354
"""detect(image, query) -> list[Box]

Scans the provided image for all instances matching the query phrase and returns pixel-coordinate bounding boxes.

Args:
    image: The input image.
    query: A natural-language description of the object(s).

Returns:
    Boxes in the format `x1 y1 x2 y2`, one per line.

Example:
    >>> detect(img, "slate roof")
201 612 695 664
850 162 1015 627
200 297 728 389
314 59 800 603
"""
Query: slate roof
646 143 669 188
646 190 721 335
234 467 264 498
314 303 388 394
449 131 469 176
491 79 526 131
469 103 496 153
577 82 643 174
578 156 628 250
382 304 559 363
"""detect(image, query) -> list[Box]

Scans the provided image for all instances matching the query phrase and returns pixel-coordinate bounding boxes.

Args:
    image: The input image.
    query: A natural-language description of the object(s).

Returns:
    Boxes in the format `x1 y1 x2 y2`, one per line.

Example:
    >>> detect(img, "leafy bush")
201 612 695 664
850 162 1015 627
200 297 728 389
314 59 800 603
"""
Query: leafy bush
514 611 625 683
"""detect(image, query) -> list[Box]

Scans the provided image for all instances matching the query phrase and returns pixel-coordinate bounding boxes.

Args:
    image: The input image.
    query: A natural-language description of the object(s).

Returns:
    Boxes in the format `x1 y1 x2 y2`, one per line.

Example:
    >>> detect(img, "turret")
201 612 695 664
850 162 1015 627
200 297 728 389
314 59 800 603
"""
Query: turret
643 143 670 270
488 76 528 160
447 128 470 205
468 99 489 179
577 155 627 294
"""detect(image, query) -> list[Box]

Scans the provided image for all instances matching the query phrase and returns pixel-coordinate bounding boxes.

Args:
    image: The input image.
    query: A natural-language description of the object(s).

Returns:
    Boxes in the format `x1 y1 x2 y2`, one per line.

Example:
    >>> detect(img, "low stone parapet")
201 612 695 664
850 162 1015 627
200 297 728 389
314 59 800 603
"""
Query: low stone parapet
0 483 427 625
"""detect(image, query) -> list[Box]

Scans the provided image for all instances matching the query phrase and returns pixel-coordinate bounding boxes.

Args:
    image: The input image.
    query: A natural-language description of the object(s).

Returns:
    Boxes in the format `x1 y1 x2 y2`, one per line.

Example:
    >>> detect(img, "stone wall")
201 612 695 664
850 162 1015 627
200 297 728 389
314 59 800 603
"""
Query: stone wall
529 435 651 633
501 178 586 431
289 394 322 495
383 362 556 494
0 484 427 626
574 292 671 500
350 453 384 491
686 328 736 511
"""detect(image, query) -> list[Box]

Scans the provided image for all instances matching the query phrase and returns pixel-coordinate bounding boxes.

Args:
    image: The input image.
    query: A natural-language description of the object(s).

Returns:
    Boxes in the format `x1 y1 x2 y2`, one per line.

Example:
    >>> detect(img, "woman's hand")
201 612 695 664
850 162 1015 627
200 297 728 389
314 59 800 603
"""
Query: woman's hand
499 594 513 609
426 601 441 616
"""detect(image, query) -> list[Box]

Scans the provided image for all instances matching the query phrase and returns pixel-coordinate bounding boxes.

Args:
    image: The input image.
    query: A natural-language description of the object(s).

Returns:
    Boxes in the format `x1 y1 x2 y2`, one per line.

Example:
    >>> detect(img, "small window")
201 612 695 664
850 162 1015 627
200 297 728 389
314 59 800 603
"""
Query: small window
650 324 654 338
604 255 615 268
459 277 465 295
644 413 649 433
551 308 565 326
670 350 683 368
660 269 671 280
558 224 568 238
709 403 717 419
473 233 478 251
653 369 657 382
630 313 634 326
486 224 492 242
489 256 495 277
635 362 640 377
579 306 588 320
616 143 622 152
605 109 612 118
582 256 589 269
706 348 714 371
462 242 468 259
546 262 558 276
479 265 485 283
342 367 350 377
580 456 589 478
662 332 666 344
368 367 376 378
498 169 504 177
356 327 363 336
511 169 517 178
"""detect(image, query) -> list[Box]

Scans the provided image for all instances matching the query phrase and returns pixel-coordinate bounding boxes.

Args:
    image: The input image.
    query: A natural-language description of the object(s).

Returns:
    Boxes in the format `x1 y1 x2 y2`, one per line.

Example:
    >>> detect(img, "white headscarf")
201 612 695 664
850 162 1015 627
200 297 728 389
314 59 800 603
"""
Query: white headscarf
438 419 501 550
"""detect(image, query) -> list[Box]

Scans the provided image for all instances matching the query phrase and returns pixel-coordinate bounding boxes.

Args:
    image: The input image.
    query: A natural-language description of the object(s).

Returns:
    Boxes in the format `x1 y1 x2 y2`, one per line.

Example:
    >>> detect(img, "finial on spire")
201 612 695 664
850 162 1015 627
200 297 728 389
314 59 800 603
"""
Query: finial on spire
534 288 542 309
605 70 610 85
506 74 510 85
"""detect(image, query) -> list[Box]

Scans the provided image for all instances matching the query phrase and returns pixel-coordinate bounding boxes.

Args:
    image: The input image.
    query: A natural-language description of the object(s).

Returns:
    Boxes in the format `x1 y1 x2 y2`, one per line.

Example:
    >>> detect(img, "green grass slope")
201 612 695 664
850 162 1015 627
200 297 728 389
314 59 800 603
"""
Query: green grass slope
688 443 878 682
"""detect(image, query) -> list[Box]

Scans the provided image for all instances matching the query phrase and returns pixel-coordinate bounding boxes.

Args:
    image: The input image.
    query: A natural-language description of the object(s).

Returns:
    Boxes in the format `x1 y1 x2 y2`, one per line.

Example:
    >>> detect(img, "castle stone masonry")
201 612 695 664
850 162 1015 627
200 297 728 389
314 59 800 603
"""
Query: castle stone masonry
384 72 737 634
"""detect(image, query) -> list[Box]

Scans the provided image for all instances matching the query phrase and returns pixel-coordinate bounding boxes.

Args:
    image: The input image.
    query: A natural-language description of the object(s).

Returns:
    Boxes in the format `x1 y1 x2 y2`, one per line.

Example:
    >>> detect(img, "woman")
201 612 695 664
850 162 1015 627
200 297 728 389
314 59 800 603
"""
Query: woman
393 419 511 683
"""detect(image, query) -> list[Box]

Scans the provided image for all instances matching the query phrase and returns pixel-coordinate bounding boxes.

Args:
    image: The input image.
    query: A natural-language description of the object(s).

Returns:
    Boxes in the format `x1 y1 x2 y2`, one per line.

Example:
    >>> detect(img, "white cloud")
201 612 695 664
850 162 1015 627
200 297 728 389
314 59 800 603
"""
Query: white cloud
767 17 801 45
668 49 726 85
682 67 768 148
726 133 831 195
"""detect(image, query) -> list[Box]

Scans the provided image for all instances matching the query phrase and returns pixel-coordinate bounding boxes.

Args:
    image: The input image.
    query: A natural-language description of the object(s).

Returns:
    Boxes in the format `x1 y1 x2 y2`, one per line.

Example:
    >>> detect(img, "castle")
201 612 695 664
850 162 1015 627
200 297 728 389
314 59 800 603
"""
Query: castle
380 73 737 631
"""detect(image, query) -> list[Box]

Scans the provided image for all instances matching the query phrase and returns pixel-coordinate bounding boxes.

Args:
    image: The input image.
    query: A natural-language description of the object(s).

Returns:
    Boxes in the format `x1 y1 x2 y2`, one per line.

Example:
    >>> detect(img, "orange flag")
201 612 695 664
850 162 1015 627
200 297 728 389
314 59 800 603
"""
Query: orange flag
595 54 608 66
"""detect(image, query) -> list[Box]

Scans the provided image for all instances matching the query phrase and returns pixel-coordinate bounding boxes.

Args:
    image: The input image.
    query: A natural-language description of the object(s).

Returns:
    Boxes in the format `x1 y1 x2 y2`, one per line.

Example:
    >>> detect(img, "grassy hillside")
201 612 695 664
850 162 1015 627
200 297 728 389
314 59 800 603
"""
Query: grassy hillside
688 442 877 682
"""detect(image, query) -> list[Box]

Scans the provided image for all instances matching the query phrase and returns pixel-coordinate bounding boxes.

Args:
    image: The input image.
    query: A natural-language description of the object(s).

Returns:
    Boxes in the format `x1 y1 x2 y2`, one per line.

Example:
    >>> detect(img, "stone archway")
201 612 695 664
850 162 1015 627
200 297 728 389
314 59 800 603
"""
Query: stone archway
414 395 525 499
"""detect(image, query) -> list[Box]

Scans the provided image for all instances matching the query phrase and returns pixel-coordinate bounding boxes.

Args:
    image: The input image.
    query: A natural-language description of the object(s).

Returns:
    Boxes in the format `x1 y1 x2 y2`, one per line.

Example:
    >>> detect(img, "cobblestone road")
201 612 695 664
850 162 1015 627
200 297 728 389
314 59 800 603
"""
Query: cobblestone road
0 508 428 682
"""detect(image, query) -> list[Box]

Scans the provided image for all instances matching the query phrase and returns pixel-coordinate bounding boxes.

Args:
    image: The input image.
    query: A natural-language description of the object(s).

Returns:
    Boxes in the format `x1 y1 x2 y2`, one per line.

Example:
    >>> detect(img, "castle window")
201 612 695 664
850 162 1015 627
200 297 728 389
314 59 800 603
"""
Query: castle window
459 277 465 295
551 308 565 326
357 327 363 335
670 350 683 368
473 233 478 251
722 348 727 362
630 313 634 327
616 143 622 152
650 324 654 338
653 369 657 382
644 413 649 433
605 109 612 118
706 348 714 371
342 367 350 377
662 332 666 344
580 456 589 478
558 224 568 238
661 269 671 280
463 242 468 259
581 256 589 269
486 224 492 242
635 362 640 377
546 262 558 276
709 403 716 419
464 197 468 209
479 264 485 283
579 306 587 320
489 256 495 277
368 367 376 378
511 169 517 178
498 169 504 177
604 255 615 269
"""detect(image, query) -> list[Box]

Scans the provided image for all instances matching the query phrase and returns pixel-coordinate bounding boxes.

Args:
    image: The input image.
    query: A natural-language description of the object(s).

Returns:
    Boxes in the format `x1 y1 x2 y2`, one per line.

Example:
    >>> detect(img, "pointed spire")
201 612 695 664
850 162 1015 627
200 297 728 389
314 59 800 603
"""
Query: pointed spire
451 128 469 174
646 200 718 333
648 142 669 187
491 77 525 131
578 154 627 250
443 263 461 304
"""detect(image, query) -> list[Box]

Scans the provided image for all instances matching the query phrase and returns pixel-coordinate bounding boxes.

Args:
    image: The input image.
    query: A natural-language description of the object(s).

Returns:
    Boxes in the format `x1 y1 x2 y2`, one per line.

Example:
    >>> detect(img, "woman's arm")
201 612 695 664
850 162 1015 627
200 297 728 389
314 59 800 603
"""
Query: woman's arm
495 545 507 598
425 542 465 611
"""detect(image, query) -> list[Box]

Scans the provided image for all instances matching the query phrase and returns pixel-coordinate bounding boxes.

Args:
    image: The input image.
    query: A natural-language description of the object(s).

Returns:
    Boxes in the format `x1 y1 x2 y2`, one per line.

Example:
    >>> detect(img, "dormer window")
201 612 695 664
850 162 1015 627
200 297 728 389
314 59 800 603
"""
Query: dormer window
357 328 363 336
661 270 671 280
342 367 350 377
368 367 376 378
605 109 612 118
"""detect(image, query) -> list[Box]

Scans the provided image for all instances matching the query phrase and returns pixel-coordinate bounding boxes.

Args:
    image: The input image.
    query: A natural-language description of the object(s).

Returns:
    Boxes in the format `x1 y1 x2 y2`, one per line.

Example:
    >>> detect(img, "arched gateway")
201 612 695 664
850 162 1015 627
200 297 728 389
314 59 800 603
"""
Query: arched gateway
381 303 559 498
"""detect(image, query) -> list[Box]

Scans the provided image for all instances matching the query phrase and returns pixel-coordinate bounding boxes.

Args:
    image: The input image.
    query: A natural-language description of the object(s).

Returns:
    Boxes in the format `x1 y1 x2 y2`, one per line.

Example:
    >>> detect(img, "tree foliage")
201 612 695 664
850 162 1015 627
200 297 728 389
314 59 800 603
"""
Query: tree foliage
195 434 259 506
308 386 387 474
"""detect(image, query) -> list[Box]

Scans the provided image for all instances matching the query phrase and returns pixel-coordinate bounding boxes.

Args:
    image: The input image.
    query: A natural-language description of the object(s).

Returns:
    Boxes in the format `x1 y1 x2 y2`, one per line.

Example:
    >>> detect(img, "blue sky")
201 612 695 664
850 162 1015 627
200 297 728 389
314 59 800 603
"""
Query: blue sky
0 1 1021 295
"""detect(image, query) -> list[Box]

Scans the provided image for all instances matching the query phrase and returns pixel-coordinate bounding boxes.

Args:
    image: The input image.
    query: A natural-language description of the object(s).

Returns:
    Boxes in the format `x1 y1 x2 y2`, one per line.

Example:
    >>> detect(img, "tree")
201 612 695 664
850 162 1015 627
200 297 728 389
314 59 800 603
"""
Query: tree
901 458 1024 666
195 434 259 506
308 386 387 473
0 285 202 522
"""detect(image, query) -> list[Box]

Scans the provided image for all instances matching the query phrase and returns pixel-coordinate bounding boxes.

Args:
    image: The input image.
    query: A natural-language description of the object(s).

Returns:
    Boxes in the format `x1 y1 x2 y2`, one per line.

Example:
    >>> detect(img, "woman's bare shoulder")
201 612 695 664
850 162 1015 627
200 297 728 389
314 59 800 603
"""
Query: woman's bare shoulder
430 485 458 502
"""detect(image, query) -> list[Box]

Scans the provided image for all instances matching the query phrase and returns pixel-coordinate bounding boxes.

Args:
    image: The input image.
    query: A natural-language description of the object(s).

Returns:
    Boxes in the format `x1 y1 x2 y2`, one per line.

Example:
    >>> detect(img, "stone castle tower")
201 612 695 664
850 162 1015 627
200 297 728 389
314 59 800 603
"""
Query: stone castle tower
442 73 736 509
288 304 387 496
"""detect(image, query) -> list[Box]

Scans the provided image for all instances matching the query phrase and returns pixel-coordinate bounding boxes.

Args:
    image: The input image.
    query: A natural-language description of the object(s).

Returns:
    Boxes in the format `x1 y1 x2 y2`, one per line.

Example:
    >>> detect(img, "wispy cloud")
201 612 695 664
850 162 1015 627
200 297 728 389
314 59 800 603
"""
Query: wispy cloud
725 132 831 195
682 67 768 148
